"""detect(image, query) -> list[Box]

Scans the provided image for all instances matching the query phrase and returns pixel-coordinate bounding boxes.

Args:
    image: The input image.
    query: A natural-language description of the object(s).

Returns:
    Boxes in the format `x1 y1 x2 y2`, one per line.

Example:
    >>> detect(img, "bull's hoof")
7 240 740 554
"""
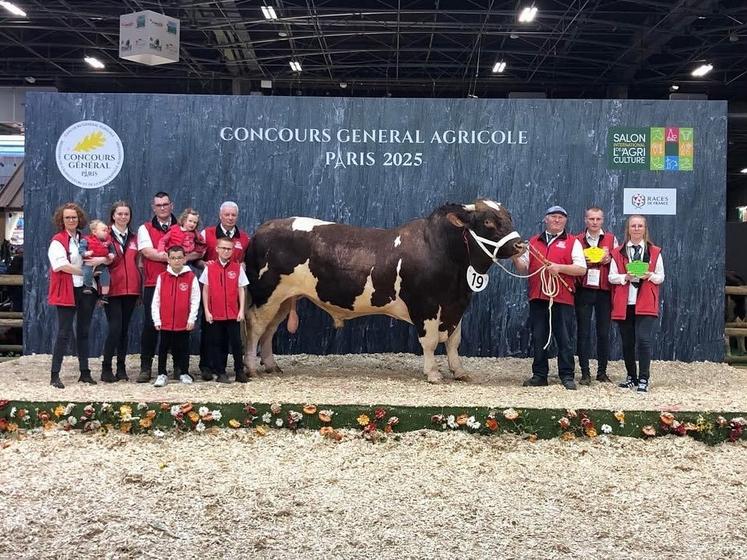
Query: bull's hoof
264 364 283 374
427 371 443 384
452 371 472 382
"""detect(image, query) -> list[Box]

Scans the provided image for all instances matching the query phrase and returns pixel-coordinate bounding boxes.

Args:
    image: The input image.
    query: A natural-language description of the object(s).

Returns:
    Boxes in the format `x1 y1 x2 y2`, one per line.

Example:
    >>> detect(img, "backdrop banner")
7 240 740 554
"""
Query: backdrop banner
24 93 727 361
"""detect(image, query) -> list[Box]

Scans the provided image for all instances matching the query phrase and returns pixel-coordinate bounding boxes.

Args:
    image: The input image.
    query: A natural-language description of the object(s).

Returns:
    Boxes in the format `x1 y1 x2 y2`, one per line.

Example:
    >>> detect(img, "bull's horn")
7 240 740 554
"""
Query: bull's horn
462 204 476 211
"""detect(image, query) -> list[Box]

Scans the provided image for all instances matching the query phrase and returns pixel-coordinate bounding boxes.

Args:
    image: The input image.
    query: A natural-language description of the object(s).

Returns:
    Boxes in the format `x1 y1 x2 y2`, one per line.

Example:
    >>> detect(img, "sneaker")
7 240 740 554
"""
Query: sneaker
153 374 168 387
618 376 638 389
179 374 193 384
522 376 549 387
596 373 612 383
579 372 591 386
637 379 649 393
561 379 577 391
215 373 231 384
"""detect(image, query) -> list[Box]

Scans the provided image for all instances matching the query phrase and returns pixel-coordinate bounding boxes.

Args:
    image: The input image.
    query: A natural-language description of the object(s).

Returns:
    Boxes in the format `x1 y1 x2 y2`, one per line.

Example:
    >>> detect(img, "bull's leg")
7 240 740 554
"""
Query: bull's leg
445 321 470 381
244 309 265 377
259 298 294 373
418 317 442 384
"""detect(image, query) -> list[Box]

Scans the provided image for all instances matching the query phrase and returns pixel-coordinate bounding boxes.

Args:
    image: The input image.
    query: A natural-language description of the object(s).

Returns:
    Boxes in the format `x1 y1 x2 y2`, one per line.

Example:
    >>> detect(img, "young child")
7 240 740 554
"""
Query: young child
157 208 207 257
79 219 116 301
151 245 201 387
200 237 249 383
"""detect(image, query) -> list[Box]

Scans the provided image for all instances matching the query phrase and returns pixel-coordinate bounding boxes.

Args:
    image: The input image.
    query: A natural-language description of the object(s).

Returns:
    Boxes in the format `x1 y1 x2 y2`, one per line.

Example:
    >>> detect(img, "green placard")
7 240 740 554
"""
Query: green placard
626 260 649 276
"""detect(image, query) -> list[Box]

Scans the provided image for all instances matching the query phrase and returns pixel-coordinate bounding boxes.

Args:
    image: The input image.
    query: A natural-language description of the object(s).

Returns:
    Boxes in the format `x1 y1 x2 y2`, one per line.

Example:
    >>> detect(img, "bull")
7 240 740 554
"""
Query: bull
243 199 524 383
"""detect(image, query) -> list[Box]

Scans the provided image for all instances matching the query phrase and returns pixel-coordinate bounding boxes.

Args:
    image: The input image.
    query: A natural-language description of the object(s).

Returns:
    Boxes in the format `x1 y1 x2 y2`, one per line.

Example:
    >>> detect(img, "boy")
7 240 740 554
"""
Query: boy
80 219 116 301
151 245 200 386
200 237 249 383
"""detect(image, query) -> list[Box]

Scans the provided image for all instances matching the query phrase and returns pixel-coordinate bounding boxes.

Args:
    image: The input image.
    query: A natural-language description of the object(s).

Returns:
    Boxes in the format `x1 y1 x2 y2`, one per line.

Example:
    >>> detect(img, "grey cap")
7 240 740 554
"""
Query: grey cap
545 205 568 217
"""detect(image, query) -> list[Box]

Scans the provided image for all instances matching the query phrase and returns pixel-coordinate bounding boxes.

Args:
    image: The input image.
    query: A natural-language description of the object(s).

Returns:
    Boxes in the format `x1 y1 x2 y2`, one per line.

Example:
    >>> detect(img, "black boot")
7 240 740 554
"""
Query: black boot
115 363 129 382
137 357 152 383
50 373 65 389
100 363 116 383
579 371 591 386
78 369 97 385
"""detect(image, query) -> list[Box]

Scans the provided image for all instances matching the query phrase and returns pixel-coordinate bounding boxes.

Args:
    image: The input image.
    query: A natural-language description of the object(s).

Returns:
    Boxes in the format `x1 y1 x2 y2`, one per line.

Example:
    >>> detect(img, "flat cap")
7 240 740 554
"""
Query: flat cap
545 205 568 217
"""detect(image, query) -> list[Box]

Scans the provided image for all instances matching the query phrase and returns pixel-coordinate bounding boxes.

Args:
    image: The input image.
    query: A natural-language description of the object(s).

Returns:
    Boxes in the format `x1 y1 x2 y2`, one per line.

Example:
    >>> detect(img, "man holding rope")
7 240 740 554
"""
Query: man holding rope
512 206 586 390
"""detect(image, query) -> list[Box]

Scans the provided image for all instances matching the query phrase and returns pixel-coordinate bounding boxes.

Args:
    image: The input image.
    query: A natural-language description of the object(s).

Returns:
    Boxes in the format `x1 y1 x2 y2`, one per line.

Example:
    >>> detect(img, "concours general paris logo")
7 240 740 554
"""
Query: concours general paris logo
55 120 124 189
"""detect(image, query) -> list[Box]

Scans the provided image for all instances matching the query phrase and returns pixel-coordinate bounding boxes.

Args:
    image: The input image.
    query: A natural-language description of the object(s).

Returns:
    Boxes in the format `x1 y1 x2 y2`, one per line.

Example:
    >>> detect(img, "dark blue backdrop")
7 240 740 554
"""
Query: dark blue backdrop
24 93 727 361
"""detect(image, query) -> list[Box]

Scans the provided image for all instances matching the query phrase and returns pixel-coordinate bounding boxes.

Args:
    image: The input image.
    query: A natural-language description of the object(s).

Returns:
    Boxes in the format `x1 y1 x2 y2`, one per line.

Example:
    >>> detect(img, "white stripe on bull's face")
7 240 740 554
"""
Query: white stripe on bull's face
482 200 502 212
394 235 401 247
291 217 335 231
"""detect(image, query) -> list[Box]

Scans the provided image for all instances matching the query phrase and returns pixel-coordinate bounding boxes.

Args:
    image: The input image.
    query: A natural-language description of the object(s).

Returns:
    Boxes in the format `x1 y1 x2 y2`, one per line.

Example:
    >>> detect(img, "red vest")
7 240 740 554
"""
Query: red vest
142 221 169 288
576 230 616 291
157 269 195 331
527 233 576 306
610 244 662 320
109 231 141 296
47 231 76 307
203 226 250 263
206 260 242 321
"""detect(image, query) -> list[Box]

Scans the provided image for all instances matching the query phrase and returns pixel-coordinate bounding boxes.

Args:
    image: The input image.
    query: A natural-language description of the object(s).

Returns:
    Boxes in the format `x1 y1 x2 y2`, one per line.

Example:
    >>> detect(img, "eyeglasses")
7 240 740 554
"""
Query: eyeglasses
168 255 185 261
153 202 172 208
217 246 234 251
63 216 79 220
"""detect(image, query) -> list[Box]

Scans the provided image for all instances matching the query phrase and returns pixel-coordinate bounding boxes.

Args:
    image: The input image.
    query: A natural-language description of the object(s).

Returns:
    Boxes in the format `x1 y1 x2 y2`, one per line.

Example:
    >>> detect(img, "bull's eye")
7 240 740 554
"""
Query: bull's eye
484 219 494 229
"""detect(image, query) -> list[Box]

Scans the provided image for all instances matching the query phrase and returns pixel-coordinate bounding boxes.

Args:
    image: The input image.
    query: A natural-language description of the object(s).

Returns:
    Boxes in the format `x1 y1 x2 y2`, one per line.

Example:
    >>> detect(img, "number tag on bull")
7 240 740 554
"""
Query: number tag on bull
467 266 489 292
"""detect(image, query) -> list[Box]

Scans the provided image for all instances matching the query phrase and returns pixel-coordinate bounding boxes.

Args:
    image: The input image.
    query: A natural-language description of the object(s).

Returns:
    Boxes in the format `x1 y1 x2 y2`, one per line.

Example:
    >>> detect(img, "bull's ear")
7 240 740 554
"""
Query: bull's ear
446 212 465 227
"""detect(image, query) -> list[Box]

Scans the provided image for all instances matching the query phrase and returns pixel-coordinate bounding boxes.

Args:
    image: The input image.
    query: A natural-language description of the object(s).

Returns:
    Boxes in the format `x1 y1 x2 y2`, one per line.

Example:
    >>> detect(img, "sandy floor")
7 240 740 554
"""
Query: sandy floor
1 353 745 411
1 430 745 560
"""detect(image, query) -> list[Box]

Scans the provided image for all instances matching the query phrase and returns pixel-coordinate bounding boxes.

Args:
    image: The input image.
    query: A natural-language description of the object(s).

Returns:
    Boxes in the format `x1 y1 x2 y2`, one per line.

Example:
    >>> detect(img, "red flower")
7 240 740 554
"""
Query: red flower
244 405 257 415
374 408 387 420
363 422 377 434
38 411 50 422
0 400 9 409
0 418 8 432
729 426 744 442
486 418 499 432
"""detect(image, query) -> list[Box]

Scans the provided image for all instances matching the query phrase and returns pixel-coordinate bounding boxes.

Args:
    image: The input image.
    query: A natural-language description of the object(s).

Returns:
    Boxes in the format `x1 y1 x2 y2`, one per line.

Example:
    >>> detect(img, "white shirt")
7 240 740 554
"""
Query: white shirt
517 233 587 269
585 229 620 250
137 221 171 251
200 224 236 240
48 232 85 288
151 266 201 328
199 259 249 287
608 241 665 305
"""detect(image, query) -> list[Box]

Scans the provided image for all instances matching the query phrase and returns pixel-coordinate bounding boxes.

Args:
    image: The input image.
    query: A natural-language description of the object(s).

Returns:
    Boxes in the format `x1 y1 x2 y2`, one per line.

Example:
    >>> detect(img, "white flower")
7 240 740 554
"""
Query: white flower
64 403 75 415
198 406 210 418
289 410 302 422
211 410 222 422
601 424 613 434
67 416 77 426
262 412 272 423
88 420 101 431
9 407 16 418
170 405 181 417
195 421 206 433
101 403 112 412
137 402 148 410
466 416 481 430
446 415 458 429
153 429 165 438
275 418 284 427
319 409 335 418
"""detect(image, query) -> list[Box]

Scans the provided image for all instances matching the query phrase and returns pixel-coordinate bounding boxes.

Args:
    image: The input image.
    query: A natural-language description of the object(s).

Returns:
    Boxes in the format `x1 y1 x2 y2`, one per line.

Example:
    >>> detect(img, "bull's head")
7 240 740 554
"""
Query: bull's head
447 199 525 263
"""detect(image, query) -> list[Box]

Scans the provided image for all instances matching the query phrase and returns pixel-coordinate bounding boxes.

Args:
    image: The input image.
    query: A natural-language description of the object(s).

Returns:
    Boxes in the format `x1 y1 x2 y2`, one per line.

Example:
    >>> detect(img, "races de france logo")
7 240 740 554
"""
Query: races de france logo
631 193 646 208
55 121 124 189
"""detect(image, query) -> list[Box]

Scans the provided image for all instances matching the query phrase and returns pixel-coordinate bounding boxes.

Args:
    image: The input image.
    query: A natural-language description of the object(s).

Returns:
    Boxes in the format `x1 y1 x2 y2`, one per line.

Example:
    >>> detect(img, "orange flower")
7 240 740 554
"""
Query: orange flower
146 410 157 419
6 421 18 433
584 426 597 438
659 412 675 426
53 405 65 418
228 419 241 429
43 421 56 431
614 410 625 423
503 408 519 421
187 411 200 423
357 414 370 426
255 425 269 436
160 402 171 411
120 422 132 433
318 410 333 423
642 425 656 437
456 414 469 426
303 404 317 415
320 426 334 436
558 417 571 430
486 418 499 432
180 403 193 414
560 431 576 441
139 417 152 429
527 433 538 443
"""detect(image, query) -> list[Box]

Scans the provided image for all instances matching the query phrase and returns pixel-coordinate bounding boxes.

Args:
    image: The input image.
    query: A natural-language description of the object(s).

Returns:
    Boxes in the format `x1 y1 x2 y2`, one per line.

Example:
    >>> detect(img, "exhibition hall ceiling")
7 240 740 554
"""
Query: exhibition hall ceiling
0 0 745 178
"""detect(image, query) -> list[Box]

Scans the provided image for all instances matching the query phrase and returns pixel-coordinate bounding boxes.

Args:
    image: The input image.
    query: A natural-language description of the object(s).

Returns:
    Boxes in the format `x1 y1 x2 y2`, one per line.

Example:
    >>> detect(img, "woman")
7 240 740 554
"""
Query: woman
101 201 141 382
608 215 665 393
48 202 109 388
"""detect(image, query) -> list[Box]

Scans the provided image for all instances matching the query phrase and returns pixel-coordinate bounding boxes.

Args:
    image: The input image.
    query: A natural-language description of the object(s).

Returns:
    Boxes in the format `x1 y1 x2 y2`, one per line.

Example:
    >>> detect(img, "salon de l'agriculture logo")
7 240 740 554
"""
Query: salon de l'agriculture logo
55 120 125 189
608 126 693 171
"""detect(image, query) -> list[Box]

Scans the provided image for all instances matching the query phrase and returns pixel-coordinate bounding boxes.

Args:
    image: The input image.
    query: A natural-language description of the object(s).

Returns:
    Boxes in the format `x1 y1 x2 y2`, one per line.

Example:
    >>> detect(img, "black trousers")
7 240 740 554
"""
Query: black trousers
205 319 244 374
530 299 576 381
617 305 657 381
575 287 612 375
51 287 98 374
157 330 190 377
103 295 138 370
140 286 158 367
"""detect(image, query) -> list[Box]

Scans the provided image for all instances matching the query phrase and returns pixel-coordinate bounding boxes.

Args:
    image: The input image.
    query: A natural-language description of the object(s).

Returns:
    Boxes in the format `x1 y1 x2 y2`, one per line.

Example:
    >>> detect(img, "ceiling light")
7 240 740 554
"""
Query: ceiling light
670 84 679 91
289 60 302 72
261 5 278 20
741 168 747 174
339 82 347 89
492 61 507 73
0 1 26 16
84 56 105 69
518 6 538 23
24 76 36 84
691 63 713 77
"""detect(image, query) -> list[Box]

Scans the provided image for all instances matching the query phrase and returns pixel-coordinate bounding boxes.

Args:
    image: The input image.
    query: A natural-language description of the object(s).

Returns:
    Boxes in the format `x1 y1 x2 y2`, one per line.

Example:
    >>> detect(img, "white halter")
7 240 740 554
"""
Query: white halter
468 229 521 263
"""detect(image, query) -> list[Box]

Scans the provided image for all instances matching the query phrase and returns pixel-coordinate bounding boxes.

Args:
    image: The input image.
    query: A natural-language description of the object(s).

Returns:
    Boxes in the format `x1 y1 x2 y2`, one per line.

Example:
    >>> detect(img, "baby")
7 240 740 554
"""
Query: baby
158 208 207 258
79 219 116 301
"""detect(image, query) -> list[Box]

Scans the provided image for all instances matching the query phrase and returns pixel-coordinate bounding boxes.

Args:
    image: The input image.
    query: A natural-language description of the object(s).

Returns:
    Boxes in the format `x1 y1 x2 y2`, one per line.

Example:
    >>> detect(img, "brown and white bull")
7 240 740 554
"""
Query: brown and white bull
243 199 524 383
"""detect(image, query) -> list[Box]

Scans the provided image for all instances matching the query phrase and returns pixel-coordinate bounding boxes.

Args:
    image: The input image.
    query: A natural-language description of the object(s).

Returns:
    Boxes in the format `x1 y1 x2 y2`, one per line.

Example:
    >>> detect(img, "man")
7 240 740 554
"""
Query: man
136 192 201 383
575 207 618 385
512 206 586 390
198 201 251 380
